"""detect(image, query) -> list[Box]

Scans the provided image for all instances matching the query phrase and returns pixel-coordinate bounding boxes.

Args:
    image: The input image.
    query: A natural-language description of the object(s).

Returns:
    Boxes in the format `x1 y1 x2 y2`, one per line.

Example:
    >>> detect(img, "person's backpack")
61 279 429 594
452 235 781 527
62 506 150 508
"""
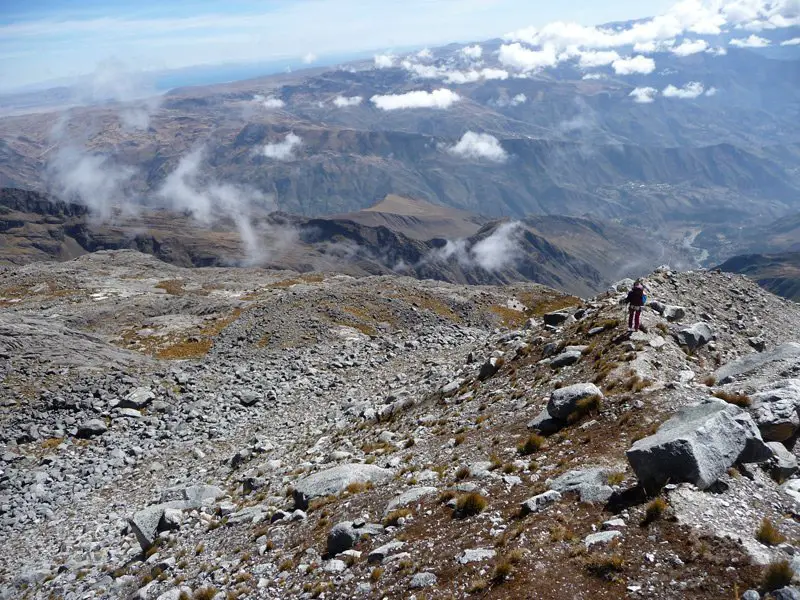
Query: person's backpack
642 293 648 305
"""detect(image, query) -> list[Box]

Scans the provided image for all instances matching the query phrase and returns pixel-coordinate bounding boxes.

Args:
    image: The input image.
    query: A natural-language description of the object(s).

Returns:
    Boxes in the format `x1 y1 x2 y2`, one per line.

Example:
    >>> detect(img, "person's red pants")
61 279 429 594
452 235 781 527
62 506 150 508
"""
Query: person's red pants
628 307 641 330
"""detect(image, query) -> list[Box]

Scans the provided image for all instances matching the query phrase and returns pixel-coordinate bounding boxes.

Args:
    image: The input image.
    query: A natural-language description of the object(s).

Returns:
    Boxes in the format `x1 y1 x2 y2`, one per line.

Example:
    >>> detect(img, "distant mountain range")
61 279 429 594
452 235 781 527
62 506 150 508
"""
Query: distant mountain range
0 20 798 297
0 188 693 296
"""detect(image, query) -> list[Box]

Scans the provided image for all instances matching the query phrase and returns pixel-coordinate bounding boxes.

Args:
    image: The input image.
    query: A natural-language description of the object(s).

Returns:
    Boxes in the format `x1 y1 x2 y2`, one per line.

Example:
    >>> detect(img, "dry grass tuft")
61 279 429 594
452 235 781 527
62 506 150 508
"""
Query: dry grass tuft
344 481 372 495
763 560 794 591
40 437 63 450
641 497 667 526
584 553 625 581
384 508 412 527
193 588 218 600
568 394 603 424
454 493 488 518
455 465 471 481
370 567 385 582
155 280 185 296
713 390 751 407
517 433 545 455
702 375 717 387
756 518 786 546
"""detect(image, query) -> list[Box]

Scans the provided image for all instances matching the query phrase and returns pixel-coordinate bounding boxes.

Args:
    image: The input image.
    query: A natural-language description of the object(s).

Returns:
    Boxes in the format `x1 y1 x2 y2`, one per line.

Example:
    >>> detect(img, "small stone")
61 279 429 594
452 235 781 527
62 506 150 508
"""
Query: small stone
584 530 621 549
410 572 437 589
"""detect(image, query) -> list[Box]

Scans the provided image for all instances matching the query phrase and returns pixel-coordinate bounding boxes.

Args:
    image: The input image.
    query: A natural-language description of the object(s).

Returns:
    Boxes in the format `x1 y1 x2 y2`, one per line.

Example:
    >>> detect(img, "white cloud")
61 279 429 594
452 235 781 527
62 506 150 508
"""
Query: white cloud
480 68 509 81
416 48 433 60
708 46 728 55
333 95 363 108
461 44 483 59
443 67 508 84
302 52 317 64
671 39 709 56
705 86 718 96
370 88 461 111
578 50 620 68
629 86 658 103
730 34 771 47
663 81 705 99
254 94 285 109
374 53 395 68
262 133 302 160
782 37 800 46
498 43 559 72
612 55 656 75
448 131 508 163
633 39 676 53
493 93 527 107
471 221 522 270
582 72 607 80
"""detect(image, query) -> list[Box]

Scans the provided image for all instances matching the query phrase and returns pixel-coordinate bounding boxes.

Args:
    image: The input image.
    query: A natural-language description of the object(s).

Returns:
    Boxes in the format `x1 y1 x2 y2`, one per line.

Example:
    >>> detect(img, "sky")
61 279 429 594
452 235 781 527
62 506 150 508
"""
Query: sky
0 0 675 91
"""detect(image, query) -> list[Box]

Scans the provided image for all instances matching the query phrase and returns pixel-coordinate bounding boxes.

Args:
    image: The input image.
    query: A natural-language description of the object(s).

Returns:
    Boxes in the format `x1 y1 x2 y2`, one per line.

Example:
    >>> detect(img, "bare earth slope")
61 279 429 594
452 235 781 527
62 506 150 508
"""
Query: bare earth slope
3 252 800 599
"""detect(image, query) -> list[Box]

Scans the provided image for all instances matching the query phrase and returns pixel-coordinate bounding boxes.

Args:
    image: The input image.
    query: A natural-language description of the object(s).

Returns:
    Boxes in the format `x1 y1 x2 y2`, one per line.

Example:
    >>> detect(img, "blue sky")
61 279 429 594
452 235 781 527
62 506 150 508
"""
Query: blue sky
0 0 674 91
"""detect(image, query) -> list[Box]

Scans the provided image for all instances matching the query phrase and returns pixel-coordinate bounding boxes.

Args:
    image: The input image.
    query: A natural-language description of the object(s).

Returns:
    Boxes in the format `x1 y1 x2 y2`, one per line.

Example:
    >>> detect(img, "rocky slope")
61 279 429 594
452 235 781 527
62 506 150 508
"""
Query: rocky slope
3 251 800 599
719 252 800 301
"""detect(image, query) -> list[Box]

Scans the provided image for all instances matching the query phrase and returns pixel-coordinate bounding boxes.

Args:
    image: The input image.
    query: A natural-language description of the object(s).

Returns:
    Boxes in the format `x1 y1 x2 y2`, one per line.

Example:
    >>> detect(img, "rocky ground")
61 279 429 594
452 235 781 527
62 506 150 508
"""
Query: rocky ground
2 250 800 600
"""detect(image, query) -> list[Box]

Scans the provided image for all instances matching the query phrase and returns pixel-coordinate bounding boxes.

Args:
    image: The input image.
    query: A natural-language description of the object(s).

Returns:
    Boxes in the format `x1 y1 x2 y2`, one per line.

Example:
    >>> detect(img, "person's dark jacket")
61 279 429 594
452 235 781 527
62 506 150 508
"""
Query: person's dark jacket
626 287 645 307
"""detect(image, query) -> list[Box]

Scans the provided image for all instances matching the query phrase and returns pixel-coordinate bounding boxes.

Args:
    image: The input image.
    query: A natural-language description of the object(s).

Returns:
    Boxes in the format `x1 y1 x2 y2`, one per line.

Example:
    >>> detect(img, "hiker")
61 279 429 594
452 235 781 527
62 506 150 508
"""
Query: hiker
624 280 647 332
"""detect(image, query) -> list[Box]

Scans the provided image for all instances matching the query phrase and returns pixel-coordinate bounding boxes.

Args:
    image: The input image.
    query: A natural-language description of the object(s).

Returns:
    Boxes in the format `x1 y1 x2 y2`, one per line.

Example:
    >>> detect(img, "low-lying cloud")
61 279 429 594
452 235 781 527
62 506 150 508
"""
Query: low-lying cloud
333 95 363 107
578 50 620 68
731 34 771 47
461 44 483 60
374 53 395 68
612 55 656 75
254 94 285 109
262 133 302 160
448 132 508 163
781 37 800 46
629 86 658 104
498 43 558 72
429 221 523 272
663 82 714 99
370 88 460 111
670 39 709 56
494 93 528 107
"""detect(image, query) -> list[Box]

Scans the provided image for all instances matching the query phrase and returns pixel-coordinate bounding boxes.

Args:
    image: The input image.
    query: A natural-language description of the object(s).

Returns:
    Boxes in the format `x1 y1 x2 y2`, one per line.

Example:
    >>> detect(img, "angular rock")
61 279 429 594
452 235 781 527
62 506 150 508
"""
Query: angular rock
121 388 154 410
551 350 582 368
183 485 225 509
585 530 621 549
674 322 713 351
323 559 347 574
775 588 800 600
662 306 686 322
627 400 768 492
326 521 384 556
527 408 564 435
384 487 438 515
543 311 571 326
458 548 496 564
520 490 561 515
129 506 166 552
715 343 800 384
750 381 800 442
368 541 405 563
547 383 603 421
548 468 613 503
478 357 502 381
740 590 760 600
76 419 107 438
293 464 393 510
410 572 437 589
768 442 799 481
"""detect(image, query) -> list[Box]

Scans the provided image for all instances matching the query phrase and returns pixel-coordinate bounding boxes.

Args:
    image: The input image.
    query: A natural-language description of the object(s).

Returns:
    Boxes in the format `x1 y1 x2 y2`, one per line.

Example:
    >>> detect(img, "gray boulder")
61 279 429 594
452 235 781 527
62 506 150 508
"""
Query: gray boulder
384 487 438 515
674 322 713 351
626 400 769 492
368 541 405 563
715 343 800 384
129 506 166 551
750 381 800 442
183 485 225 509
768 442 799 481
551 350 582 368
527 408 563 434
740 591 760 600
547 383 603 421
543 311 571 326
775 588 800 600
548 468 612 503
294 464 393 510
327 521 384 556
121 388 154 410
662 306 686 322
478 357 502 381
76 419 107 438
410 572 437 589
520 490 561 515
